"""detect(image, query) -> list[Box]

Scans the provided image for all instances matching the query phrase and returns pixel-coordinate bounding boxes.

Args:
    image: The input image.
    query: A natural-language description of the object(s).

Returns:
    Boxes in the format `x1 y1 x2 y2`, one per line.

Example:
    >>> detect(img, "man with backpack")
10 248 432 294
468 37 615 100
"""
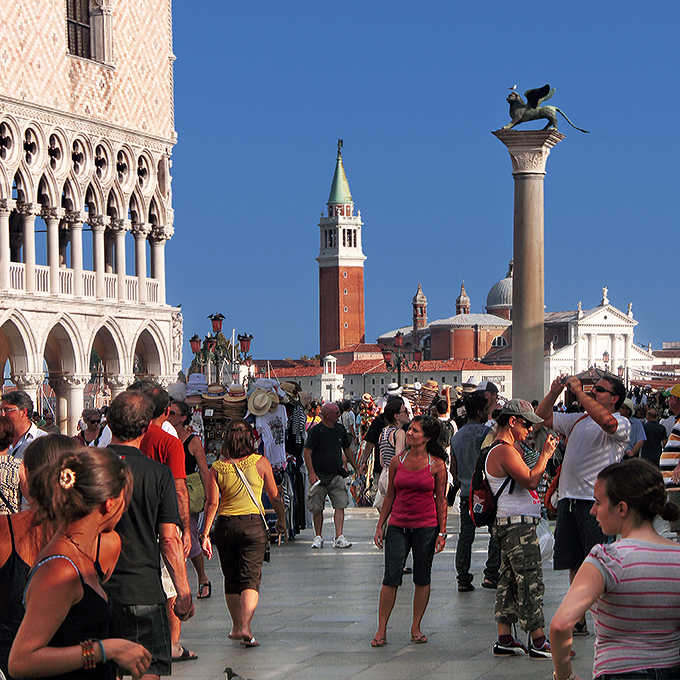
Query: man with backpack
451 394 500 591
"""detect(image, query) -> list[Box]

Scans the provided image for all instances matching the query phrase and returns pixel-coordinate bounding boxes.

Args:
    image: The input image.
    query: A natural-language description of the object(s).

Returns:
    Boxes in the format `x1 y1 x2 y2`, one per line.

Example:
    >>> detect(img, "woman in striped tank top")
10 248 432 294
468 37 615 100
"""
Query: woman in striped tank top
551 458 680 680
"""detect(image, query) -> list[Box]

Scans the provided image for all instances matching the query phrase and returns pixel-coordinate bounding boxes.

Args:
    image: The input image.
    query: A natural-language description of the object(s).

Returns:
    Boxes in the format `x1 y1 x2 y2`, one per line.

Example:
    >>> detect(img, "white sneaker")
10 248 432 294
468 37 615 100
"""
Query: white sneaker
311 535 324 549
333 535 352 549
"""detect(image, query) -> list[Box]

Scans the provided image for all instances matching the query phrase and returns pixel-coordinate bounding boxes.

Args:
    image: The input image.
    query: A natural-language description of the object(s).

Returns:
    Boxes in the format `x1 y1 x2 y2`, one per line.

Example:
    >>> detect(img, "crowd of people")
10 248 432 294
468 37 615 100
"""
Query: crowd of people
1 372 680 679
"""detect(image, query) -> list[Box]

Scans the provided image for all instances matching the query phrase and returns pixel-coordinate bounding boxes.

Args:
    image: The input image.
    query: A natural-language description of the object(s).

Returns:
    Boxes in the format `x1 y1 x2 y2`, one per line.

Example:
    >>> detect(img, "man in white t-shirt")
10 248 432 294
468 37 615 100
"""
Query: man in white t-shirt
536 374 630 635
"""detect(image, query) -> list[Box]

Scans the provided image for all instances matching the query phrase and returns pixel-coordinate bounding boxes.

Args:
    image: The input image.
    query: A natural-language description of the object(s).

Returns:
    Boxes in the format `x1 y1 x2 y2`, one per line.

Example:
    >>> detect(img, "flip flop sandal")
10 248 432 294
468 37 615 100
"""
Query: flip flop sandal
197 581 211 599
370 636 387 648
240 636 260 647
411 634 428 644
172 646 198 662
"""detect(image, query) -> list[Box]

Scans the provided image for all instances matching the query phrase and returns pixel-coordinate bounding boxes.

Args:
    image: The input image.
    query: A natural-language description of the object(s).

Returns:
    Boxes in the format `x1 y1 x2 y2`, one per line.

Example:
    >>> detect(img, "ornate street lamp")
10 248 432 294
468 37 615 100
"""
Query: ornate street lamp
381 333 422 386
603 350 610 373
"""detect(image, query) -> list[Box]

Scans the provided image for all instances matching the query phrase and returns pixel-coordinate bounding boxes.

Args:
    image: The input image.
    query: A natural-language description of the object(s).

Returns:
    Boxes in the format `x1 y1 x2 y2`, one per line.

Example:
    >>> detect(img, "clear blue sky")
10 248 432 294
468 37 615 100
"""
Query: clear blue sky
169 1 679 367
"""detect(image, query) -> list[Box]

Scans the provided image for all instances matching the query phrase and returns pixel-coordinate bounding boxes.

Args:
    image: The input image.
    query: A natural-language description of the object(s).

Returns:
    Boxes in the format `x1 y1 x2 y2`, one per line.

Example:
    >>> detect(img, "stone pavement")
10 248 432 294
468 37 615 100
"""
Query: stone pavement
170 508 595 680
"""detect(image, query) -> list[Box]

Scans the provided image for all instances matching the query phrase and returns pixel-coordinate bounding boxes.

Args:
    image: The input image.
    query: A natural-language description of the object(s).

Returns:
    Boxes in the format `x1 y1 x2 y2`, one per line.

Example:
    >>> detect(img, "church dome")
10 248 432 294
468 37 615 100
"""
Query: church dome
486 261 513 312
412 282 427 304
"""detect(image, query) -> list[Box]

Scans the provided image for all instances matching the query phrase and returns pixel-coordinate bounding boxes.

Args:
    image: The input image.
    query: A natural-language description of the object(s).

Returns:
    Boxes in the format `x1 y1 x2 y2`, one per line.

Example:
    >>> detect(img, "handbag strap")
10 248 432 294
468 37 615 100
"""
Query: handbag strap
227 457 268 527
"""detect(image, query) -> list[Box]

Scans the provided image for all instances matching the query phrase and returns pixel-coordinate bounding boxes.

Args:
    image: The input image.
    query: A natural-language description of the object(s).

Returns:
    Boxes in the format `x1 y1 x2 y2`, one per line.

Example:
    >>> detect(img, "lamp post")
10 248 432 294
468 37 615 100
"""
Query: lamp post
380 331 423 386
603 350 610 374
189 314 253 386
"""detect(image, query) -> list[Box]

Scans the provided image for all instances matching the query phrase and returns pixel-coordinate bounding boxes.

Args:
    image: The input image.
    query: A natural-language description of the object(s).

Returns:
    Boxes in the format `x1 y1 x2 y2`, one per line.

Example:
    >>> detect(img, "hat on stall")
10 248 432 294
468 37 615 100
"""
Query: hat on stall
362 393 374 404
299 391 312 408
280 381 299 402
461 378 478 394
203 384 228 399
663 384 680 398
223 384 247 401
186 373 208 396
499 399 543 424
386 382 402 396
268 392 280 412
476 380 499 395
248 389 272 417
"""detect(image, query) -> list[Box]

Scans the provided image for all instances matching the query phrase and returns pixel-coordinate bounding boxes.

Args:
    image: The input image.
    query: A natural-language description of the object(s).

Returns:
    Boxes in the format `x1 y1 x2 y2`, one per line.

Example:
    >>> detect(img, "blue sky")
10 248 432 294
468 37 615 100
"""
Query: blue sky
169 2 679 366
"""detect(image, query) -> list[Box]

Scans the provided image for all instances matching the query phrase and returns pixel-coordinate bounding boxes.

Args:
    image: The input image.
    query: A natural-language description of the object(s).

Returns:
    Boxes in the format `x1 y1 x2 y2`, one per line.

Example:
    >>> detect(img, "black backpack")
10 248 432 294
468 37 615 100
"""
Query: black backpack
469 439 515 527
437 418 456 451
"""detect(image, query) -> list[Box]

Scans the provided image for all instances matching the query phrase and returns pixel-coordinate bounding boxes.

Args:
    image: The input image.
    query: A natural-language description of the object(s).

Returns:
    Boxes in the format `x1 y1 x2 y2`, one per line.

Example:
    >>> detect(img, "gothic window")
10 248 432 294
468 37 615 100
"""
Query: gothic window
352 229 357 247
67 0 91 59
342 229 346 247
491 336 508 348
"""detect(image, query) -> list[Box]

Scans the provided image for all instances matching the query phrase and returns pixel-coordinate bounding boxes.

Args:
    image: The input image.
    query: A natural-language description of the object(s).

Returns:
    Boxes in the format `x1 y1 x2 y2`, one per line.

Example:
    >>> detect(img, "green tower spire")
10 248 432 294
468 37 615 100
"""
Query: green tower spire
327 139 353 205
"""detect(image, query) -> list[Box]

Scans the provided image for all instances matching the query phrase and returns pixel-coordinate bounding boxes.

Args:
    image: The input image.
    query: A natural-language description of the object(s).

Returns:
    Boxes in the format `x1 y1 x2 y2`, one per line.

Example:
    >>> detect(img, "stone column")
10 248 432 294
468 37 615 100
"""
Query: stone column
18 203 41 293
66 211 86 297
11 373 44 415
90 216 109 299
150 225 173 305
90 0 114 65
104 233 115 273
0 198 16 291
111 218 130 301
493 130 564 401
49 377 69 434
588 333 595 368
43 207 65 294
66 374 89 436
132 223 151 302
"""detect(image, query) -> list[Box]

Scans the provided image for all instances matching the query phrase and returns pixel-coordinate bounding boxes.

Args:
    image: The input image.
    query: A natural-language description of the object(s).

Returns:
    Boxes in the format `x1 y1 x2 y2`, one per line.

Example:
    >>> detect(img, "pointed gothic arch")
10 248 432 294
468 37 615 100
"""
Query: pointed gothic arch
131 321 169 378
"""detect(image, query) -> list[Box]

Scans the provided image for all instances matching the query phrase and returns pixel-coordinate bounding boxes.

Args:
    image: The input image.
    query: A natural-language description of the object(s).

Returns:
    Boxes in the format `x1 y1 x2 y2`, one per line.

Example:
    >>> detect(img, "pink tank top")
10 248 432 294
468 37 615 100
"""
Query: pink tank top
389 452 438 528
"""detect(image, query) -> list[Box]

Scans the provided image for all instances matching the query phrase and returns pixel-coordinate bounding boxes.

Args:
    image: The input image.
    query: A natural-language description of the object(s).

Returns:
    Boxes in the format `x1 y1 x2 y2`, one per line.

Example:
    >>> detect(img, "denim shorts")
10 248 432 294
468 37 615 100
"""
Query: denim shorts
382 524 439 587
554 498 611 571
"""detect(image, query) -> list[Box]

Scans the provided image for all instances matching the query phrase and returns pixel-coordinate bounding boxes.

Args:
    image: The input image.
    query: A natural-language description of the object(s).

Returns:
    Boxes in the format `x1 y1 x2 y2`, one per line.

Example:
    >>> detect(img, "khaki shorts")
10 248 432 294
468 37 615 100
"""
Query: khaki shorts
306 475 349 514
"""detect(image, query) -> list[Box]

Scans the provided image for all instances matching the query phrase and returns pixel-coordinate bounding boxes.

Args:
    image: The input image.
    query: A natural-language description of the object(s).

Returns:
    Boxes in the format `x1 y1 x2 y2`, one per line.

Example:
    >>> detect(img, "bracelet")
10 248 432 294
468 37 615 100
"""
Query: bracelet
199 532 210 541
80 640 96 669
94 639 106 664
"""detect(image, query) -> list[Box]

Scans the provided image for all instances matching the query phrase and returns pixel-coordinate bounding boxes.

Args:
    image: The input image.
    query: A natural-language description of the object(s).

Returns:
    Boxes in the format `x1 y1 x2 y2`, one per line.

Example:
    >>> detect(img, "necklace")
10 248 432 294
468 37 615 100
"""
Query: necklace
60 531 96 564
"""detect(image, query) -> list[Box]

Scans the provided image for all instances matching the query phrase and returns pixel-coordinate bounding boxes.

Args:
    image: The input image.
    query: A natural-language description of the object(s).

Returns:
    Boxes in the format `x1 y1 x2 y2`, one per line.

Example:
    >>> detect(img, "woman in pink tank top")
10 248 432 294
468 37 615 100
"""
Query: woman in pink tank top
371 416 448 648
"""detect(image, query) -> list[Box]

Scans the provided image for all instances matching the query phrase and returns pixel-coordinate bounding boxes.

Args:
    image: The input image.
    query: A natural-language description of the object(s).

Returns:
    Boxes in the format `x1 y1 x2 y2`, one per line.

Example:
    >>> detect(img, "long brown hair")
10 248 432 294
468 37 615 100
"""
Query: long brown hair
221 419 256 460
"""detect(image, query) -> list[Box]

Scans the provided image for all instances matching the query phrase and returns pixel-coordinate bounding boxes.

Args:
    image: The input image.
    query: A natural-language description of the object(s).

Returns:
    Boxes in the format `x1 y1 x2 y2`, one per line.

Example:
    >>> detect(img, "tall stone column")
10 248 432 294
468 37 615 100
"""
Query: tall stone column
90 216 110 299
150 225 173 305
43 207 65 294
18 203 41 293
66 211 86 297
132 223 151 302
49 377 69 434
493 130 564 401
66 374 89 436
90 0 114 65
0 198 15 291
111 218 130 301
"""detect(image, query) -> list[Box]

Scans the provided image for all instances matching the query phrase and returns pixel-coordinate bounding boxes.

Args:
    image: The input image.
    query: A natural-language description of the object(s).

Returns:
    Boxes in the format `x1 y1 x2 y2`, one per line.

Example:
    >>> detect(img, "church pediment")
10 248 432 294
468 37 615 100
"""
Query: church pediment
577 305 636 328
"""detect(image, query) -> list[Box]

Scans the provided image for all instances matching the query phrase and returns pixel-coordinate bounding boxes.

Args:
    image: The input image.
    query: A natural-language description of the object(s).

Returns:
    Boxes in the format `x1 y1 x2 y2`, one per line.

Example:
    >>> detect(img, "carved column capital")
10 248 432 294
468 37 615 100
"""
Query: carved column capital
492 129 565 175
89 215 111 232
11 372 45 390
17 202 42 217
0 198 16 214
108 375 134 390
110 218 131 234
41 206 66 222
149 225 174 243
65 210 87 225
131 222 152 239
64 374 90 388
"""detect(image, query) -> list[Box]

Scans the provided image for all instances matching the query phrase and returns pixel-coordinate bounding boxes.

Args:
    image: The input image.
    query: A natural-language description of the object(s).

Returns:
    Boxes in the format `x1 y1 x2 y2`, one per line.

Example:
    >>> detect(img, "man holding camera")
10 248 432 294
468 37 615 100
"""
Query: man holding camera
536 374 629 635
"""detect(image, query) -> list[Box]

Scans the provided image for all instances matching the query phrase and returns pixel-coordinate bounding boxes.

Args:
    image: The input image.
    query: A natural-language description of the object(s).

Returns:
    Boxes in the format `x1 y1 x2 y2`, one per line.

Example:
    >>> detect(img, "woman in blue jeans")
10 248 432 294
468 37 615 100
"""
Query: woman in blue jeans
371 416 448 647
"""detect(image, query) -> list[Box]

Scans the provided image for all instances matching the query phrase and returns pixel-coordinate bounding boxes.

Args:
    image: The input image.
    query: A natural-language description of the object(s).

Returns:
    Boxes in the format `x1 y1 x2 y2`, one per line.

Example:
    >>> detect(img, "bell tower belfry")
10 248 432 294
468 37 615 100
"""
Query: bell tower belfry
317 140 366 359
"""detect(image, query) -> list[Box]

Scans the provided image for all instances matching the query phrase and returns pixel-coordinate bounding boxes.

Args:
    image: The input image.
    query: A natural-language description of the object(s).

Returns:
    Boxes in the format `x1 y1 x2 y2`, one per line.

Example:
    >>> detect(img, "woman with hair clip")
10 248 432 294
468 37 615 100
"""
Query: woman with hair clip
551 458 680 680
371 416 448 647
8 448 152 680
201 419 285 649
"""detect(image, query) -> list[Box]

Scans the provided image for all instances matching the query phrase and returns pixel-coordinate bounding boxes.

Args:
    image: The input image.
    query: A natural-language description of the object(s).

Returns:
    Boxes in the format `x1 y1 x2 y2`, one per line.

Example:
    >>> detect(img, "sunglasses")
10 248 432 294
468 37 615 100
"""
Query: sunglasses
515 417 533 430
0 407 19 415
591 385 615 396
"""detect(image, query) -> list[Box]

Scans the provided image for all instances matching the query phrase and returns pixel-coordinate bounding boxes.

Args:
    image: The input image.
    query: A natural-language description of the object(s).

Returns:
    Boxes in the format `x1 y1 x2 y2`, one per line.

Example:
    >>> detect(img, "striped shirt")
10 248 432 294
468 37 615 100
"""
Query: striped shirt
585 539 680 677
659 415 680 484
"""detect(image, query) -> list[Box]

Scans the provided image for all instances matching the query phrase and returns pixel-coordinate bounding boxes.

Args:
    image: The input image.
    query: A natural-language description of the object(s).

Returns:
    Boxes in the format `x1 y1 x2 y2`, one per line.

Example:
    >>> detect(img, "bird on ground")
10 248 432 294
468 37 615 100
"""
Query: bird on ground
224 668 251 680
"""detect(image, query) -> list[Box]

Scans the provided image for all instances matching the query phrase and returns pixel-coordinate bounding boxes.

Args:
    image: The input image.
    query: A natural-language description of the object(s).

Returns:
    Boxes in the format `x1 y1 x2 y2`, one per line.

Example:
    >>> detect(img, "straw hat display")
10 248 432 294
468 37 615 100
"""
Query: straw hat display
222 384 247 419
248 389 272 417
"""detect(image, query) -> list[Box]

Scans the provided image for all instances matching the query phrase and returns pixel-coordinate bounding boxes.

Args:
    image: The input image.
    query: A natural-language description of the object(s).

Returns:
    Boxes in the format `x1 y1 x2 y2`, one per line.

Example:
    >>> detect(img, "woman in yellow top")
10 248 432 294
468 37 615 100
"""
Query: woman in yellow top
201 419 285 648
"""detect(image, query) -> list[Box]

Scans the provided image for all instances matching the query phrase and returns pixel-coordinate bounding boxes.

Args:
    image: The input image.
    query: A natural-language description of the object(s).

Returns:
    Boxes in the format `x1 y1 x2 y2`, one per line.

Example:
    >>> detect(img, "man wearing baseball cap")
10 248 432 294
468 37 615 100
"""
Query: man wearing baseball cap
659 384 680 537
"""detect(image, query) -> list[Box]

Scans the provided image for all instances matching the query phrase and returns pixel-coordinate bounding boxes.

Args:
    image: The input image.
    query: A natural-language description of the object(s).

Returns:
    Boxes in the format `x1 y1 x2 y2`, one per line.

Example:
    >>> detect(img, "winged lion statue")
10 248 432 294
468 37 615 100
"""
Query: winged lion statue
502 85 589 133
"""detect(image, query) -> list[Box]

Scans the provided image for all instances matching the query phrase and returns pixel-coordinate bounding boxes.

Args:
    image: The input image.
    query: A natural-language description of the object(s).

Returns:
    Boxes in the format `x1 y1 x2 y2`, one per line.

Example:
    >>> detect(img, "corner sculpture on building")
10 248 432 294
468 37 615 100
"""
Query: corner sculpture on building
0 0 181 434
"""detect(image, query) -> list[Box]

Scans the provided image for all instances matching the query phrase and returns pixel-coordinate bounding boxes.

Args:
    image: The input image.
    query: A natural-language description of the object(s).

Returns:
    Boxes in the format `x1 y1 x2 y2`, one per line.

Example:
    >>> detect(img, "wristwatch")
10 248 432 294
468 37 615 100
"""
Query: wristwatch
438 532 447 539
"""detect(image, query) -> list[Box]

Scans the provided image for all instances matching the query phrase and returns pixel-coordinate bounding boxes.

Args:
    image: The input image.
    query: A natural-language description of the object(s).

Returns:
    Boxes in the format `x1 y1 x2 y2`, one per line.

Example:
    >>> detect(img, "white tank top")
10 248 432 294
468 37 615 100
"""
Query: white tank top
485 453 541 518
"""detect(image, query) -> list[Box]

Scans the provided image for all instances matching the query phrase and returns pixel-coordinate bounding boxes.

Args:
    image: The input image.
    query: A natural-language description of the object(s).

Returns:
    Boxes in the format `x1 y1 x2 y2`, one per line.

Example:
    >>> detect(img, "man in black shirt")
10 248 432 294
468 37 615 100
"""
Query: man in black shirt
304 402 357 549
641 409 668 467
103 391 194 680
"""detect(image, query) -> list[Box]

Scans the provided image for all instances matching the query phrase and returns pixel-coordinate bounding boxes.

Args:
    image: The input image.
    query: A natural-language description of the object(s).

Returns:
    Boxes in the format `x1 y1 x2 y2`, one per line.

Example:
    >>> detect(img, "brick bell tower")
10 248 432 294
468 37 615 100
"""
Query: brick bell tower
317 140 366 360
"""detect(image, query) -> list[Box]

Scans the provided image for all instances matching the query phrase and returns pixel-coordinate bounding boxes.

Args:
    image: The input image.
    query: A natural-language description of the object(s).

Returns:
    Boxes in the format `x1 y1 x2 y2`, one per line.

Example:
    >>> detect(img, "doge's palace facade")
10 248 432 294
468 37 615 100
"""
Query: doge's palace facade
0 0 182 434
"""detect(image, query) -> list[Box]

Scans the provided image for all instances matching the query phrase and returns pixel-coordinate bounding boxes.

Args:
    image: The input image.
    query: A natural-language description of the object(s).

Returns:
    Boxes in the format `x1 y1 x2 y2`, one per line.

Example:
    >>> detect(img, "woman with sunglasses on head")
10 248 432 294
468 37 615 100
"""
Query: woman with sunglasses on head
551 458 680 680
485 399 559 659
371 416 448 647
373 398 410 510
8 447 151 680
